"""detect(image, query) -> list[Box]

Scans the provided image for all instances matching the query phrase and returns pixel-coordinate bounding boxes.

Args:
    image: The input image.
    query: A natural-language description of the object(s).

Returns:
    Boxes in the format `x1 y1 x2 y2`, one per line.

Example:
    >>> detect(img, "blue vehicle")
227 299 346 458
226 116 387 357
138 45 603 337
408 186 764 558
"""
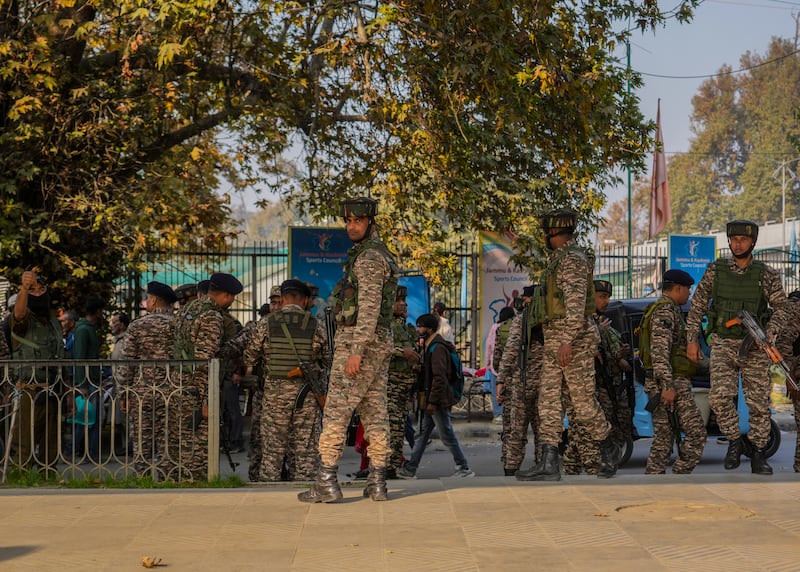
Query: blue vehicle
607 298 781 464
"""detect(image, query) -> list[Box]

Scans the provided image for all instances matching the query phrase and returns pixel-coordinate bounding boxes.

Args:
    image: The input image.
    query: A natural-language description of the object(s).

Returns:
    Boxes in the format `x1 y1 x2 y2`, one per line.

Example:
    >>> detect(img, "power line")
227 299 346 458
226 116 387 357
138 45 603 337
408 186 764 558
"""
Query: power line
634 46 800 79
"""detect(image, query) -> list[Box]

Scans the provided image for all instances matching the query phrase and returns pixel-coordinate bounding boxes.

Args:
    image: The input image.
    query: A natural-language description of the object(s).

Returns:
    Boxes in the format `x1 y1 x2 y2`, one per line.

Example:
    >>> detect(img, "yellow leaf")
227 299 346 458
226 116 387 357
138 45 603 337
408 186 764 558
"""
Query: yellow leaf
190 147 202 161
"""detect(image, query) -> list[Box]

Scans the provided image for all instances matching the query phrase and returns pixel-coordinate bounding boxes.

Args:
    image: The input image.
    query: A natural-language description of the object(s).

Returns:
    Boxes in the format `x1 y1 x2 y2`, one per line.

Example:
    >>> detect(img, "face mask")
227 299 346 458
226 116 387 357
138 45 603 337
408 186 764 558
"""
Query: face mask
27 293 51 316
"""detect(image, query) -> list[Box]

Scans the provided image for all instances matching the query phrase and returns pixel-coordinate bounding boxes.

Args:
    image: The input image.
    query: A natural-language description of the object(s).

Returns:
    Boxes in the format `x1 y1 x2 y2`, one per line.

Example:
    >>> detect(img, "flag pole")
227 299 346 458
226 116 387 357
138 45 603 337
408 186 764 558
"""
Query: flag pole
626 40 633 298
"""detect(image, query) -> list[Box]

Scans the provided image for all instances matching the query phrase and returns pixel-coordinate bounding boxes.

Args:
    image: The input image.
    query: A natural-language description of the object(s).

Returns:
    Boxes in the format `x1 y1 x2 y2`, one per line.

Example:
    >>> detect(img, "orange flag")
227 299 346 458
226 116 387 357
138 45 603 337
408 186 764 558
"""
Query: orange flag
649 100 671 238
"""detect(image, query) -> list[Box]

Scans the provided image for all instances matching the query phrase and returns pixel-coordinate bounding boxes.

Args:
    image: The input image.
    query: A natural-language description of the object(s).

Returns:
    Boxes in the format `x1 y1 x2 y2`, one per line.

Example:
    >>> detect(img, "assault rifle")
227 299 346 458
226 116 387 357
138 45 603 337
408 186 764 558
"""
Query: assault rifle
725 309 800 393
645 392 682 451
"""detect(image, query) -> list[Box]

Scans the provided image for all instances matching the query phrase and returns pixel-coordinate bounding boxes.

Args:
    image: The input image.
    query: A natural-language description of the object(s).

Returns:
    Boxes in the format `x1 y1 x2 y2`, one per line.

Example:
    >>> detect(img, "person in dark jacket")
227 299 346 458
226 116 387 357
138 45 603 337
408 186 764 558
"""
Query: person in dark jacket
396 313 474 478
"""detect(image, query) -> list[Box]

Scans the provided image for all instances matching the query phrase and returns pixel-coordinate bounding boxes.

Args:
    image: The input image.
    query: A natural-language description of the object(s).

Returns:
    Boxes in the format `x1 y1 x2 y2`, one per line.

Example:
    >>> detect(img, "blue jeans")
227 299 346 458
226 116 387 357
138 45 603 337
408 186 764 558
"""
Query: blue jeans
404 406 468 472
484 372 503 417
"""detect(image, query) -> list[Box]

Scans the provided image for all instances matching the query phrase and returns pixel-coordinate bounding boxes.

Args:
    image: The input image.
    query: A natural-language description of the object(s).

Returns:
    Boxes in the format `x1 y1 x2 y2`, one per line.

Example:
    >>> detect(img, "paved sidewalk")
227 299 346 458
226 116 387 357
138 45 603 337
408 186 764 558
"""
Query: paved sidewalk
1 473 799 571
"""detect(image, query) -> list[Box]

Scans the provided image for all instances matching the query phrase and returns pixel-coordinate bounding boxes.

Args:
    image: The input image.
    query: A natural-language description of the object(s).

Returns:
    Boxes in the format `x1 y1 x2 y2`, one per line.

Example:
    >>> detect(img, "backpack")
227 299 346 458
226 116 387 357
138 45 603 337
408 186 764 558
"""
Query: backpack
428 341 465 401
638 298 697 379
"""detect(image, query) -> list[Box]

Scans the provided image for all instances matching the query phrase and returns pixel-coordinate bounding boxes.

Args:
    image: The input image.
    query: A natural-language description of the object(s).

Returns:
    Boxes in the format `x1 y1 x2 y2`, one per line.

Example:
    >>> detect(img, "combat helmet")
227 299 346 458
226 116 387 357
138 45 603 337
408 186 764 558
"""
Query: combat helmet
726 219 759 259
540 208 577 249
339 197 378 219
540 208 577 232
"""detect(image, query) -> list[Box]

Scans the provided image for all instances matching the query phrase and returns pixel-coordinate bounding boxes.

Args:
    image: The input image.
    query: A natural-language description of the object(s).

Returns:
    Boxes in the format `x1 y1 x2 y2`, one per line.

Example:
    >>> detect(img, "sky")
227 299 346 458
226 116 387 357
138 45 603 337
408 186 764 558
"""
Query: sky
606 0 800 206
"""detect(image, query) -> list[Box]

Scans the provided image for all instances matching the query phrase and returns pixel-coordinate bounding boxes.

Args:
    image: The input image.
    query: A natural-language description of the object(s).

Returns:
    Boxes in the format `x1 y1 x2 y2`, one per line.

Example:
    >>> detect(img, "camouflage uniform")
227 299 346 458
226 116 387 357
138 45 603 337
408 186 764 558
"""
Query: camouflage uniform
120 308 174 475
563 317 632 475
538 241 610 449
317 239 397 470
496 313 541 472
243 304 328 481
645 295 707 474
387 317 418 471
170 297 237 481
774 296 800 472
686 258 786 450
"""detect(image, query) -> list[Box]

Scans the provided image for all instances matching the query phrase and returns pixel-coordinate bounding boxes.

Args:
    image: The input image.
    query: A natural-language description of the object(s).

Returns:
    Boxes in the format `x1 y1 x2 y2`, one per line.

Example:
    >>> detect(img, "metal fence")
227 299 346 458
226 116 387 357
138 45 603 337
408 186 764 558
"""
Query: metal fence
121 240 800 369
0 359 221 483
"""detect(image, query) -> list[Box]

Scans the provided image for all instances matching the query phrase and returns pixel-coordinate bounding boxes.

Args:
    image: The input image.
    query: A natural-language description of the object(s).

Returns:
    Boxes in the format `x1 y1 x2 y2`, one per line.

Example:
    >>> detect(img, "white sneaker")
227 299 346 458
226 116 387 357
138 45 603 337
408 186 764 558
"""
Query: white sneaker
493 415 503 425
453 466 475 478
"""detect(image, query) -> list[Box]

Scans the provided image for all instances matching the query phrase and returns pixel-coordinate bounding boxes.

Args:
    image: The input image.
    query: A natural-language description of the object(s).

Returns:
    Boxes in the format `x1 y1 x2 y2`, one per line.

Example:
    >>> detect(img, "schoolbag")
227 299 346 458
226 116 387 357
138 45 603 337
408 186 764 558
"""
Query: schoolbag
428 341 465 401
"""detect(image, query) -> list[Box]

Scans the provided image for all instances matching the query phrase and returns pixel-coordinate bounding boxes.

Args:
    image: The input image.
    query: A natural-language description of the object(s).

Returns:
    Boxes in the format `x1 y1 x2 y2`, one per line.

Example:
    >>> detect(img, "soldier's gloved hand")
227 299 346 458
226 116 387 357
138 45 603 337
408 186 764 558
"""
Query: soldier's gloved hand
346 354 362 377
597 316 611 332
661 389 676 412
686 341 701 363
557 343 573 367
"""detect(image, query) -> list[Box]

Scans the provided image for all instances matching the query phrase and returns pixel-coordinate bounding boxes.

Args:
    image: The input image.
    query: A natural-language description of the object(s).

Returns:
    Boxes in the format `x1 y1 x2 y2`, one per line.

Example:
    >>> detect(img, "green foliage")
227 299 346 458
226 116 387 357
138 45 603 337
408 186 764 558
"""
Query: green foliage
668 38 800 235
1 0 698 296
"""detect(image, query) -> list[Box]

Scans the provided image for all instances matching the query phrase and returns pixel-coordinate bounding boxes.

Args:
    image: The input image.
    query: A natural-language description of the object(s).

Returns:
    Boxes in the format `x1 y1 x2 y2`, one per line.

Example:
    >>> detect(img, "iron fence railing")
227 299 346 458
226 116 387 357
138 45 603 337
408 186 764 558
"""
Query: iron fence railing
0 359 220 483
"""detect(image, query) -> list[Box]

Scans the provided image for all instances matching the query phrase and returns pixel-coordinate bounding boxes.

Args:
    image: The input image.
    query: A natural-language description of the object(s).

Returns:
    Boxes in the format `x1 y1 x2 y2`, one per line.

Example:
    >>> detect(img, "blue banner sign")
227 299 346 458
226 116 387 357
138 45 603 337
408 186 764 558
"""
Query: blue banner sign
668 234 717 291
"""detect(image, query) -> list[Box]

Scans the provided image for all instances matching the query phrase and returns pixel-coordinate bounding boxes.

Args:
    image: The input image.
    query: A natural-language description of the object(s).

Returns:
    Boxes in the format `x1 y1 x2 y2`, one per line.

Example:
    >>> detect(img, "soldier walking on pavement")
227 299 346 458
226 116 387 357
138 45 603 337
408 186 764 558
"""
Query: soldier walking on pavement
686 220 787 475
119 281 177 476
171 272 243 481
643 269 707 474
496 295 543 476
243 280 328 481
299 197 398 503
516 209 620 481
386 286 419 479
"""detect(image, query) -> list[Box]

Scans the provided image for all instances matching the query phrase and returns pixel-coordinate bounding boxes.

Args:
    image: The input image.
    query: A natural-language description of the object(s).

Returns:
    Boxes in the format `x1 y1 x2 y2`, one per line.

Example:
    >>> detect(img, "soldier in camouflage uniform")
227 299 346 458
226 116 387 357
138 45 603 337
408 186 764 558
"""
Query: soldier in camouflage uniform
516 209 619 481
563 279 632 474
686 220 786 475
119 281 177 476
773 290 800 472
496 299 543 476
644 269 707 474
243 280 328 481
386 286 420 478
299 197 398 503
170 273 243 481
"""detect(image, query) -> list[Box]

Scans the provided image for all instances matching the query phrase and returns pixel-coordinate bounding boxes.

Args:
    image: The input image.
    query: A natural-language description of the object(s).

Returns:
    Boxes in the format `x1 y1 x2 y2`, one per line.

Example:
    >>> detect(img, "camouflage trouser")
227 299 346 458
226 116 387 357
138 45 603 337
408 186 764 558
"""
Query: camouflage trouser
164 388 207 482
793 394 800 472
562 386 600 475
248 387 263 482
596 376 634 446
645 380 706 474
502 371 540 472
317 331 392 468
538 327 610 447
708 335 771 449
259 378 321 481
387 370 416 471
127 387 167 474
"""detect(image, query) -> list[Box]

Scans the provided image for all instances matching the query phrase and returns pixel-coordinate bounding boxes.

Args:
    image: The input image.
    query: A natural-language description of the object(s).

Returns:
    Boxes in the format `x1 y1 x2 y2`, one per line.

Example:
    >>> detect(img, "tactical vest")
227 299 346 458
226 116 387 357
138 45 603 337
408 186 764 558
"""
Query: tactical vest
10 313 63 381
267 309 316 379
639 298 697 379
708 260 770 339
495 320 512 360
174 298 224 359
390 318 417 372
540 245 595 322
333 238 399 329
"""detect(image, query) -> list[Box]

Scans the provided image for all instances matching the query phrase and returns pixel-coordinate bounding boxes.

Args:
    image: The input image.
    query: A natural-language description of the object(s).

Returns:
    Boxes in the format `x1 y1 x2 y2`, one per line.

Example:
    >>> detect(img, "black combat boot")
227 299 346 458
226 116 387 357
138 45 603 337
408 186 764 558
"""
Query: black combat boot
297 464 343 503
504 468 517 476
750 448 773 475
597 436 621 479
724 436 744 470
363 466 389 501
515 444 561 481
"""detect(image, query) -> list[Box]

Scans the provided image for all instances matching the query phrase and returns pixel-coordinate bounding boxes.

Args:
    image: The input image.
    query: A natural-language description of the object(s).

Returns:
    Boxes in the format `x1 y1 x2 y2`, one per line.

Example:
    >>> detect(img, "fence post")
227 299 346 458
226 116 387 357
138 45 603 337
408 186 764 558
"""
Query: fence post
470 248 480 368
207 358 220 480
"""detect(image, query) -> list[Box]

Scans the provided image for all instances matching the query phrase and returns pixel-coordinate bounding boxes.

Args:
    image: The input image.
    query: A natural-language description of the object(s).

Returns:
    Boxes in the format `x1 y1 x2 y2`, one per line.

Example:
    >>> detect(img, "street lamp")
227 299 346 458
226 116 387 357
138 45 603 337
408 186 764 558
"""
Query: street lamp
772 157 800 249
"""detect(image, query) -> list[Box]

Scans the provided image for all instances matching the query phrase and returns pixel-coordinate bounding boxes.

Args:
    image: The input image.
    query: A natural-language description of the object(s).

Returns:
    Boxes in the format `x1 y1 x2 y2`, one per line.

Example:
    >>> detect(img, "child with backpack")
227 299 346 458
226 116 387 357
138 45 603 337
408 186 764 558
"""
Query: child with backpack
396 313 474 479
